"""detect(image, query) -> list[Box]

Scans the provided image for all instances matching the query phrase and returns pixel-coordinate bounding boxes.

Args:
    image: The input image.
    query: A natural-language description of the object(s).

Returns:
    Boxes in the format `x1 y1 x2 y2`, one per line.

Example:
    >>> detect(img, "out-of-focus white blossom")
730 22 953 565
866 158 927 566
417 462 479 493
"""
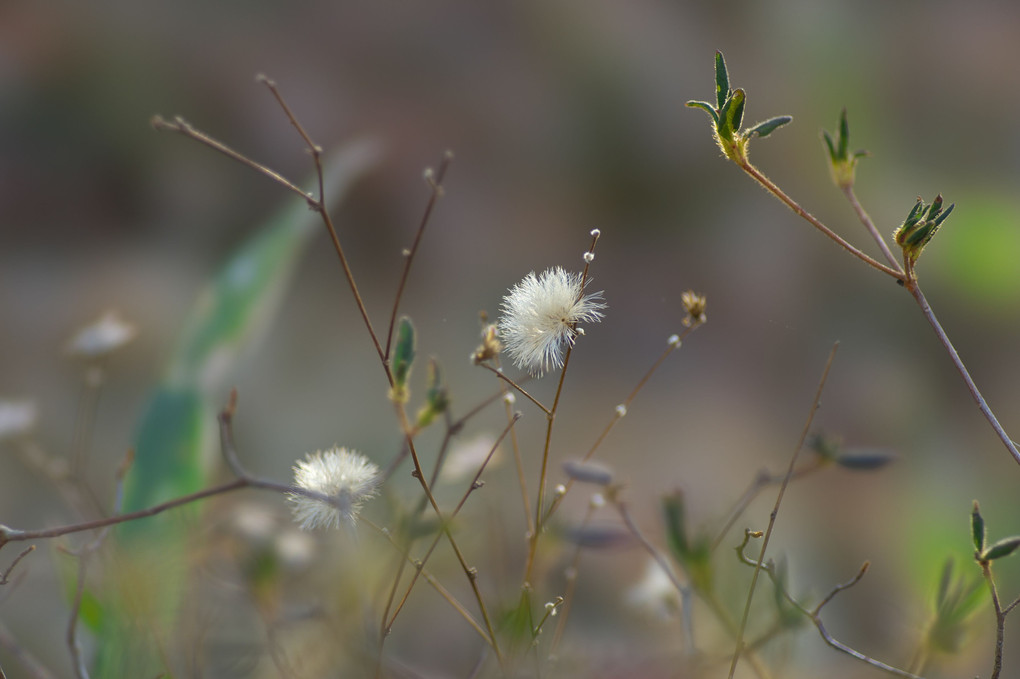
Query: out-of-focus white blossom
0 400 37 441
626 558 682 620
65 310 137 358
498 267 604 377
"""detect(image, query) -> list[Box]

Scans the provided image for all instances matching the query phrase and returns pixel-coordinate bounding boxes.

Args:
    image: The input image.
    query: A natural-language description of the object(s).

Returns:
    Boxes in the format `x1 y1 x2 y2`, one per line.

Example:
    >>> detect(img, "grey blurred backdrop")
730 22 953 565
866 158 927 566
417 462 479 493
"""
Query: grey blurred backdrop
2 1 1020 677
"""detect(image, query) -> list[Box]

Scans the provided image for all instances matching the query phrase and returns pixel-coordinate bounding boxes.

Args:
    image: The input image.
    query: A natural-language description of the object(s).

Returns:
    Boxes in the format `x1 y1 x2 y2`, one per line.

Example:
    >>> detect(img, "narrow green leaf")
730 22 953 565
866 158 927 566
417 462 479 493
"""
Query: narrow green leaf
685 100 720 126
748 116 793 139
715 51 730 110
982 536 1020 561
822 130 838 163
838 107 850 159
392 316 416 388
971 501 985 553
904 199 925 228
725 89 746 136
933 202 955 227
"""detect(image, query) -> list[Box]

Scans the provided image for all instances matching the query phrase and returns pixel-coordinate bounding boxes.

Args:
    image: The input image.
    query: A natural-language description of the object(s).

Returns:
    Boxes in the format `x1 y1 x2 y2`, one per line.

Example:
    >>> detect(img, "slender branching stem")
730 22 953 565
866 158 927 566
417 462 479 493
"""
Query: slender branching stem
480 365 551 416
903 277 1020 466
842 185 903 274
385 151 454 360
543 321 703 526
362 519 493 648
738 160 904 280
740 151 1019 466
727 342 838 679
383 415 519 634
711 459 826 553
614 500 695 653
391 403 505 669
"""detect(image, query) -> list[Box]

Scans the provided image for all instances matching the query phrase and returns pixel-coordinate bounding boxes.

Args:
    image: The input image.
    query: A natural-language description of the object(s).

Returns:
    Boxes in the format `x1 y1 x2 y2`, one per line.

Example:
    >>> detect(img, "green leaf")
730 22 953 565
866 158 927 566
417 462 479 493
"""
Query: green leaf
838 107 850 159
392 316 416 390
715 51 730 110
971 501 985 553
717 89 745 141
685 100 720 126
748 116 793 139
822 129 838 163
981 536 1020 561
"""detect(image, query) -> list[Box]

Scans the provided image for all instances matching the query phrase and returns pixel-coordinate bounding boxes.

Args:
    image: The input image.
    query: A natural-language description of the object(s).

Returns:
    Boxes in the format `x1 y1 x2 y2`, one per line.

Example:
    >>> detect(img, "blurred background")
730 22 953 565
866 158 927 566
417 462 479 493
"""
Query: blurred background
2 1 1020 677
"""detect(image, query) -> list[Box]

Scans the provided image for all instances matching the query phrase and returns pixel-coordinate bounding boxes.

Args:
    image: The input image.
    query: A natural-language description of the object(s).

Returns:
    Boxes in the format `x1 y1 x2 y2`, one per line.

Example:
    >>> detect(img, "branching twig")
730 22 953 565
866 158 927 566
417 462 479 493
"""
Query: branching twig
727 342 838 679
384 152 454 360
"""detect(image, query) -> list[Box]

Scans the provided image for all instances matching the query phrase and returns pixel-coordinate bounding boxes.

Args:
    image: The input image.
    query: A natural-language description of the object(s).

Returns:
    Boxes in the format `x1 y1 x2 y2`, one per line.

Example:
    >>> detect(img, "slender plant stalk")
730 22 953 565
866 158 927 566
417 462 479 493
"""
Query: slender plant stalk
542 320 703 526
727 342 838 679
384 151 454 359
842 185 903 273
903 279 1020 465
737 157 1020 467
738 160 903 280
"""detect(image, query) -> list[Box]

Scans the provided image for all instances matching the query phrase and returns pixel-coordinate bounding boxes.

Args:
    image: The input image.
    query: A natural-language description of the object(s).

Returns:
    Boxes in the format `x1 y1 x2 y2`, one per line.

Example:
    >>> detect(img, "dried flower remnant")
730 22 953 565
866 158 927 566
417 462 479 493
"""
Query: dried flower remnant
287 447 380 530
65 310 137 358
498 267 605 376
681 291 707 327
471 323 502 365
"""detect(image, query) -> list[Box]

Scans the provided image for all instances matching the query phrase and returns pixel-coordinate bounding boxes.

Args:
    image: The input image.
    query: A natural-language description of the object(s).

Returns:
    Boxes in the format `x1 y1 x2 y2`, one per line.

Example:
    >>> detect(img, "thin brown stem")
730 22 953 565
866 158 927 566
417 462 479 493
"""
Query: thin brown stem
842 185 903 274
904 280 1020 466
384 415 519 634
727 342 839 679
481 364 550 416
738 160 904 280
543 322 704 526
385 151 454 360
151 116 313 205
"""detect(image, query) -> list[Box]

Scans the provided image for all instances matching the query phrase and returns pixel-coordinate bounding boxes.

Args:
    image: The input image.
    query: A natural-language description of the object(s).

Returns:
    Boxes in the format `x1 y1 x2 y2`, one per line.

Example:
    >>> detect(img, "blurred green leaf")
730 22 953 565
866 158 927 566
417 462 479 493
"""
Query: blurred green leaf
391 316 416 399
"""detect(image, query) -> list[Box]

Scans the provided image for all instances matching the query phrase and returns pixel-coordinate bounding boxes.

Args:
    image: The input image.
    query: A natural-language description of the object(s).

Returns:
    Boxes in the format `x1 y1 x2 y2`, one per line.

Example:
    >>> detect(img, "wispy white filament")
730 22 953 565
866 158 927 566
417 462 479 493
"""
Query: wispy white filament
287 447 380 530
498 267 605 376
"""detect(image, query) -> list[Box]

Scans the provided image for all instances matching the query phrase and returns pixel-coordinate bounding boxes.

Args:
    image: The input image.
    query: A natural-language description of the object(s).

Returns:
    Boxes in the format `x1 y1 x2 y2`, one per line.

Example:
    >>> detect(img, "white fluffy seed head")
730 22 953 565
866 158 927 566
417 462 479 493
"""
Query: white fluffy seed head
498 267 605 377
287 447 380 531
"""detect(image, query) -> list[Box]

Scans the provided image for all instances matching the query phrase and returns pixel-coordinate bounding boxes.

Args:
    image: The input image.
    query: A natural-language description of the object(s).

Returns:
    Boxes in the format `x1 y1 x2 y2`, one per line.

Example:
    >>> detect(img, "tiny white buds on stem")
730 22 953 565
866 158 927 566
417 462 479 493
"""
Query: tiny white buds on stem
590 493 606 509
590 228 601 238
615 404 628 418
667 334 681 348
583 251 595 263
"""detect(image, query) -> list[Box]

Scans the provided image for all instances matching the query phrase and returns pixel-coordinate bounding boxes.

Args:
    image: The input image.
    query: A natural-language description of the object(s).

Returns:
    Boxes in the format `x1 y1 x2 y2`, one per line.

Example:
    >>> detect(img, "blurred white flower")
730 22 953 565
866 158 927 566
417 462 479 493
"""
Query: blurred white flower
626 558 682 620
440 434 501 483
65 310 136 358
0 400 37 442
287 447 380 530
498 267 604 376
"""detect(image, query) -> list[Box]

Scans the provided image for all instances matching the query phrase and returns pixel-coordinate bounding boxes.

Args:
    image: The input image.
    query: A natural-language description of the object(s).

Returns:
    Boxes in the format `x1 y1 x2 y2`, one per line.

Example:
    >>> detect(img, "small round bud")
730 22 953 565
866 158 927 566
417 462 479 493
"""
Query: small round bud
554 484 567 496
614 404 627 418
667 334 681 347
503 392 516 405
590 493 606 509
590 228 601 237
583 251 595 263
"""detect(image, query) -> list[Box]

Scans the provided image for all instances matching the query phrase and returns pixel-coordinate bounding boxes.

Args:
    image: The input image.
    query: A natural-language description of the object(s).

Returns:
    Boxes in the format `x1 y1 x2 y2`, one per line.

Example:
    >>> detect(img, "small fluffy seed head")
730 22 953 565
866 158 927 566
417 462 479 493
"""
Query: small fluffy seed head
287 447 380 530
498 267 605 377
